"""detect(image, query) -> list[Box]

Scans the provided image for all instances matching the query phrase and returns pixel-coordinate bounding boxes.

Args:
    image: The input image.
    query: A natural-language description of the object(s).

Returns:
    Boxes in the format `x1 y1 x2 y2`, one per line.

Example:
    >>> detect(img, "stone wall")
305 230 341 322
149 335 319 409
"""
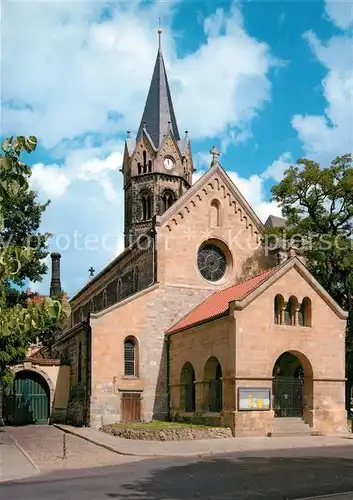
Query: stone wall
89 284 213 427
52 325 90 426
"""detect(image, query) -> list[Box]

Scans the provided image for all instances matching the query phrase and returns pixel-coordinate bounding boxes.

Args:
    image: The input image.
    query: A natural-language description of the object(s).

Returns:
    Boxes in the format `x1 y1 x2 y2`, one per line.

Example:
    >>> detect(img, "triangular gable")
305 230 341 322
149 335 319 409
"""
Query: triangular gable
231 257 347 319
167 257 347 335
158 128 183 159
155 162 264 233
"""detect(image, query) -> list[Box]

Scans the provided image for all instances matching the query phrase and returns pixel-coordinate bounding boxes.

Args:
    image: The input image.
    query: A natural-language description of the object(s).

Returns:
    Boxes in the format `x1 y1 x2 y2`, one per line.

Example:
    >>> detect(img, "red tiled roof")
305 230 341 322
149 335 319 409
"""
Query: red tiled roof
167 266 280 335
26 357 62 366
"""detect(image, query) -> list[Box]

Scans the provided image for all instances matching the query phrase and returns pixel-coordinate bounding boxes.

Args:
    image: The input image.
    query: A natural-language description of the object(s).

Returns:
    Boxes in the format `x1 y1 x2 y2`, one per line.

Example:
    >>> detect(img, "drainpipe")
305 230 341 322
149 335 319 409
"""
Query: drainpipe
84 320 92 426
166 336 171 422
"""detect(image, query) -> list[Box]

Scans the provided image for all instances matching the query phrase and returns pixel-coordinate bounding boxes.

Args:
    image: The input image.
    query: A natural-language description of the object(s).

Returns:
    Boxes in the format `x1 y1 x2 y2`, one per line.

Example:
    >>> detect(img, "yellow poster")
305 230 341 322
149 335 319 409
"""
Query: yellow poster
248 394 253 408
257 398 263 409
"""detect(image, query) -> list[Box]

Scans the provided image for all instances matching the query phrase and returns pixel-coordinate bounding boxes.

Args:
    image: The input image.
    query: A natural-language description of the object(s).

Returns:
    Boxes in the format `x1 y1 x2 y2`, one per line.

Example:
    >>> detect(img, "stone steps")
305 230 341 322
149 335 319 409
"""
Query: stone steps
269 417 318 437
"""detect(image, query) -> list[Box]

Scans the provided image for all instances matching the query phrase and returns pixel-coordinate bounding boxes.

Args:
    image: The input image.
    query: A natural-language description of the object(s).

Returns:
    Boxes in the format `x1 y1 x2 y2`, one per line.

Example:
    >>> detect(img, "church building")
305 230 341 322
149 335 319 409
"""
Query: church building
4 32 348 436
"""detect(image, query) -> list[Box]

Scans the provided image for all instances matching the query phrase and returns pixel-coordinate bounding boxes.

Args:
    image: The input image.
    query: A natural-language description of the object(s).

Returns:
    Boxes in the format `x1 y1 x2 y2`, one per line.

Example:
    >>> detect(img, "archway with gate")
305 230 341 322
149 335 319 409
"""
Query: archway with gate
3 369 51 425
272 351 313 422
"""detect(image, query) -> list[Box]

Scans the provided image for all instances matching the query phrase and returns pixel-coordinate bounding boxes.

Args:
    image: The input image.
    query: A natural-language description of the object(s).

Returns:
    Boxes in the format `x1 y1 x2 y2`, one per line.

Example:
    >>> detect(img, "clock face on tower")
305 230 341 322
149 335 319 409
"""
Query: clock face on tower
164 157 174 170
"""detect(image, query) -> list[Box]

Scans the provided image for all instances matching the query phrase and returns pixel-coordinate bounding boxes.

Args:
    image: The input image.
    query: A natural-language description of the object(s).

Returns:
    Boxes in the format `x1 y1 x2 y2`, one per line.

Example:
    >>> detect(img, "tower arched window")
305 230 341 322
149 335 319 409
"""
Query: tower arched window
143 150 147 173
148 160 152 173
124 336 138 376
162 190 175 212
141 191 152 220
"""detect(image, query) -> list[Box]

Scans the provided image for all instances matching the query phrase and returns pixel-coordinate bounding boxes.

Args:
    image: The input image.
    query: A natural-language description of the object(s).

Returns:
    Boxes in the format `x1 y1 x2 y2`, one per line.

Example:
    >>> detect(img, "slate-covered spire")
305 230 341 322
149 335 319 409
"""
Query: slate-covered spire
137 29 180 148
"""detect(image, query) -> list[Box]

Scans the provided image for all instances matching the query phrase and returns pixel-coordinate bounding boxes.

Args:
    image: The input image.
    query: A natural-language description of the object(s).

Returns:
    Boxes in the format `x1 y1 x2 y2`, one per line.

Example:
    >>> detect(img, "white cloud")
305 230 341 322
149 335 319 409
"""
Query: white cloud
30 164 70 198
292 30 352 163
324 0 353 30
262 152 293 182
3 1 278 295
2 1 275 148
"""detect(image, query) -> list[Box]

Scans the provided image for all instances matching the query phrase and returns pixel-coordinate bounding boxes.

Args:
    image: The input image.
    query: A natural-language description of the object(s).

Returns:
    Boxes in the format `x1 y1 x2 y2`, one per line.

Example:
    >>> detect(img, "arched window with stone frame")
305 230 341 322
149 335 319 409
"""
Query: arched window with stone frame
298 296 312 327
161 189 175 212
274 294 284 324
141 191 152 220
102 289 108 309
210 199 221 227
77 341 82 384
284 296 298 326
124 336 138 377
117 279 123 301
89 299 95 313
133 266 139 293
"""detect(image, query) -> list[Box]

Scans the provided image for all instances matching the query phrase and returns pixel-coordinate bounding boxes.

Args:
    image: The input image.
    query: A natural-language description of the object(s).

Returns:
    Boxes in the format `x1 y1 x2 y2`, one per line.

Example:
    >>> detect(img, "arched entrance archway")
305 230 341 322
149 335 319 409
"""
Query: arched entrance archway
272 351 313 421
204 357 223 412
3 370 50 425
180 362 196 413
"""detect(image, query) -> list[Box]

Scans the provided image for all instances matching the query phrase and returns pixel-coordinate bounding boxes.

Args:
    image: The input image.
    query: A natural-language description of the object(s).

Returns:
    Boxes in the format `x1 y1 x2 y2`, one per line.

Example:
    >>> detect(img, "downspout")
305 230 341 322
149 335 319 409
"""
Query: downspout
85 319 92 426
166 336 171 422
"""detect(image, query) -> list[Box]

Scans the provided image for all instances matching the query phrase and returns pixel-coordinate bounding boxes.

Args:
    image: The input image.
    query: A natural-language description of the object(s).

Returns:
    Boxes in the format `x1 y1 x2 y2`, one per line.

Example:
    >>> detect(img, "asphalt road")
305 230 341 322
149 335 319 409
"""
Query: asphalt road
2 445 353 500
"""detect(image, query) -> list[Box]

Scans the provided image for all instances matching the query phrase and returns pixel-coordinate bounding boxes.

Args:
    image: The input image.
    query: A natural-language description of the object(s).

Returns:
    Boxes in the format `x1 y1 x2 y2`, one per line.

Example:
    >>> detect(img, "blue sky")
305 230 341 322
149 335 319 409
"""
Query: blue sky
2 0 352 296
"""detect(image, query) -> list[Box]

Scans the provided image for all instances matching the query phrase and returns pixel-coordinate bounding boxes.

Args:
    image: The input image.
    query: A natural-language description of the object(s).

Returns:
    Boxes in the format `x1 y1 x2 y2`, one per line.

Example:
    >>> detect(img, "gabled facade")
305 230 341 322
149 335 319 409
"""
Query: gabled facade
168 258 348 435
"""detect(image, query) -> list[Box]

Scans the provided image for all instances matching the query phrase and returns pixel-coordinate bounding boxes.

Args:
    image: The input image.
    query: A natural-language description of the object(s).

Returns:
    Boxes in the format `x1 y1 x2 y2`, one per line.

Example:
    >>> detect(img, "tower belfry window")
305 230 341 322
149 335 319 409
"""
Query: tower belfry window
162 190 175 212
143 151 147 173
141 192 152 220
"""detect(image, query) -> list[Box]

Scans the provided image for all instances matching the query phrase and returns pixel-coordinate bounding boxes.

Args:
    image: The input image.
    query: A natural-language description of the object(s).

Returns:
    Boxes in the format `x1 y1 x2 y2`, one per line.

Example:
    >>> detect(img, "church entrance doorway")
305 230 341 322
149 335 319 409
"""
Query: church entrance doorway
272 351 312 418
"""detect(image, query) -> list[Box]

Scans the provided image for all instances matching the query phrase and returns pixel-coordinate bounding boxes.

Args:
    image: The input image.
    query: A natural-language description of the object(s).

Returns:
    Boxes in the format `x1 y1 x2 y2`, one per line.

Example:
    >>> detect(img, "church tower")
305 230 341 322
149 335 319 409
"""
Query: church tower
121 29 194 247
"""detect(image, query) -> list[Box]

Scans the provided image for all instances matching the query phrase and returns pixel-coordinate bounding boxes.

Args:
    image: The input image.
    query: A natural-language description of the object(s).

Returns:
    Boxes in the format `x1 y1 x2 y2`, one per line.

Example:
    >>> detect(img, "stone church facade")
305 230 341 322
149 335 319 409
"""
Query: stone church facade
24 35 347 435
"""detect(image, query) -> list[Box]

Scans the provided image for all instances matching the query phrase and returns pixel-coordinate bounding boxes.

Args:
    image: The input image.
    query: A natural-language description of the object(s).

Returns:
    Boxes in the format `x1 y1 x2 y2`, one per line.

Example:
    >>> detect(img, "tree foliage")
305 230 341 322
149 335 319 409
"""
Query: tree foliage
268 153 353 375
0 136 70 387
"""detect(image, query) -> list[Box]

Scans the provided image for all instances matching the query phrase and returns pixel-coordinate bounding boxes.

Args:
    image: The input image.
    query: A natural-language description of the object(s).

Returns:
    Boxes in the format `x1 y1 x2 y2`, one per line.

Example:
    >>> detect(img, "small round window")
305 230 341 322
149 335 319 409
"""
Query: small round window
197 243 227 282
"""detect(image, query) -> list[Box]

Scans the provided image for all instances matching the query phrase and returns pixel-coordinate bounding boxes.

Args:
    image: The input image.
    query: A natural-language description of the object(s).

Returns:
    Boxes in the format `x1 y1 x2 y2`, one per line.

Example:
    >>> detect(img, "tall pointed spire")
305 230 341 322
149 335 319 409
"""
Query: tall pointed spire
137 28 180 148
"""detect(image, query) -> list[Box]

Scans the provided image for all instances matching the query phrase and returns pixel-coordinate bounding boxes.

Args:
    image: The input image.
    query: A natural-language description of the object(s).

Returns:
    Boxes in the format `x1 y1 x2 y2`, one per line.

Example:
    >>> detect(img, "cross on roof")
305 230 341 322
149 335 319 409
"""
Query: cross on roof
210 145 221 165
88 267 95 278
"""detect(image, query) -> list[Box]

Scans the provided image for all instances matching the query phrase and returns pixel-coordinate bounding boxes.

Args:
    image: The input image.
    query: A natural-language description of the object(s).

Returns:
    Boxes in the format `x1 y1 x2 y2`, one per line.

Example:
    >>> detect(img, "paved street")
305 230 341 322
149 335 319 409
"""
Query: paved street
2 445 353 499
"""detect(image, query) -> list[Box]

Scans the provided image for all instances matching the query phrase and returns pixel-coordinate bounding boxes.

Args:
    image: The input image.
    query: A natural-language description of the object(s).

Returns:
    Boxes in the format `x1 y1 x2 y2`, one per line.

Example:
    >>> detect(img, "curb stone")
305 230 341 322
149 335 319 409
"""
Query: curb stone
53 425 353 458
53 424 217 457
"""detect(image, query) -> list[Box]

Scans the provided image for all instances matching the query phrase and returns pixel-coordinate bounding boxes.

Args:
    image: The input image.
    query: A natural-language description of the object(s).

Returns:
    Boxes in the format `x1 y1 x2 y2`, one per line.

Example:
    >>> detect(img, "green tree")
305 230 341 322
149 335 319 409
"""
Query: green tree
268 153 353 373
0 136 70 387
1 188 50 307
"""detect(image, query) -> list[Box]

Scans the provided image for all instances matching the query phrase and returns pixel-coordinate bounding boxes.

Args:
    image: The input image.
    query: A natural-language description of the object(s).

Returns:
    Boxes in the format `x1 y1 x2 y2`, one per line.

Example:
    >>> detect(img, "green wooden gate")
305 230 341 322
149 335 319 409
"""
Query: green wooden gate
3 371 49 425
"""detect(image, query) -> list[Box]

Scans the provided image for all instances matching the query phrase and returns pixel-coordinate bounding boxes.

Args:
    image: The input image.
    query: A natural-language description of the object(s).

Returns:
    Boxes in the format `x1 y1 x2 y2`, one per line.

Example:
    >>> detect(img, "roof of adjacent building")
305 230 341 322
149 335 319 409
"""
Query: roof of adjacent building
136 46 180 148
167 265 280 335
265 214 286 228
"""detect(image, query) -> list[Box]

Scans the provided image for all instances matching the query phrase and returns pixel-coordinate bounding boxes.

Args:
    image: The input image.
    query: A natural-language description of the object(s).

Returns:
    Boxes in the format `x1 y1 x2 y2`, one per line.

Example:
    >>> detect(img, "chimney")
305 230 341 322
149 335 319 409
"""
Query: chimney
50 252 62 298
